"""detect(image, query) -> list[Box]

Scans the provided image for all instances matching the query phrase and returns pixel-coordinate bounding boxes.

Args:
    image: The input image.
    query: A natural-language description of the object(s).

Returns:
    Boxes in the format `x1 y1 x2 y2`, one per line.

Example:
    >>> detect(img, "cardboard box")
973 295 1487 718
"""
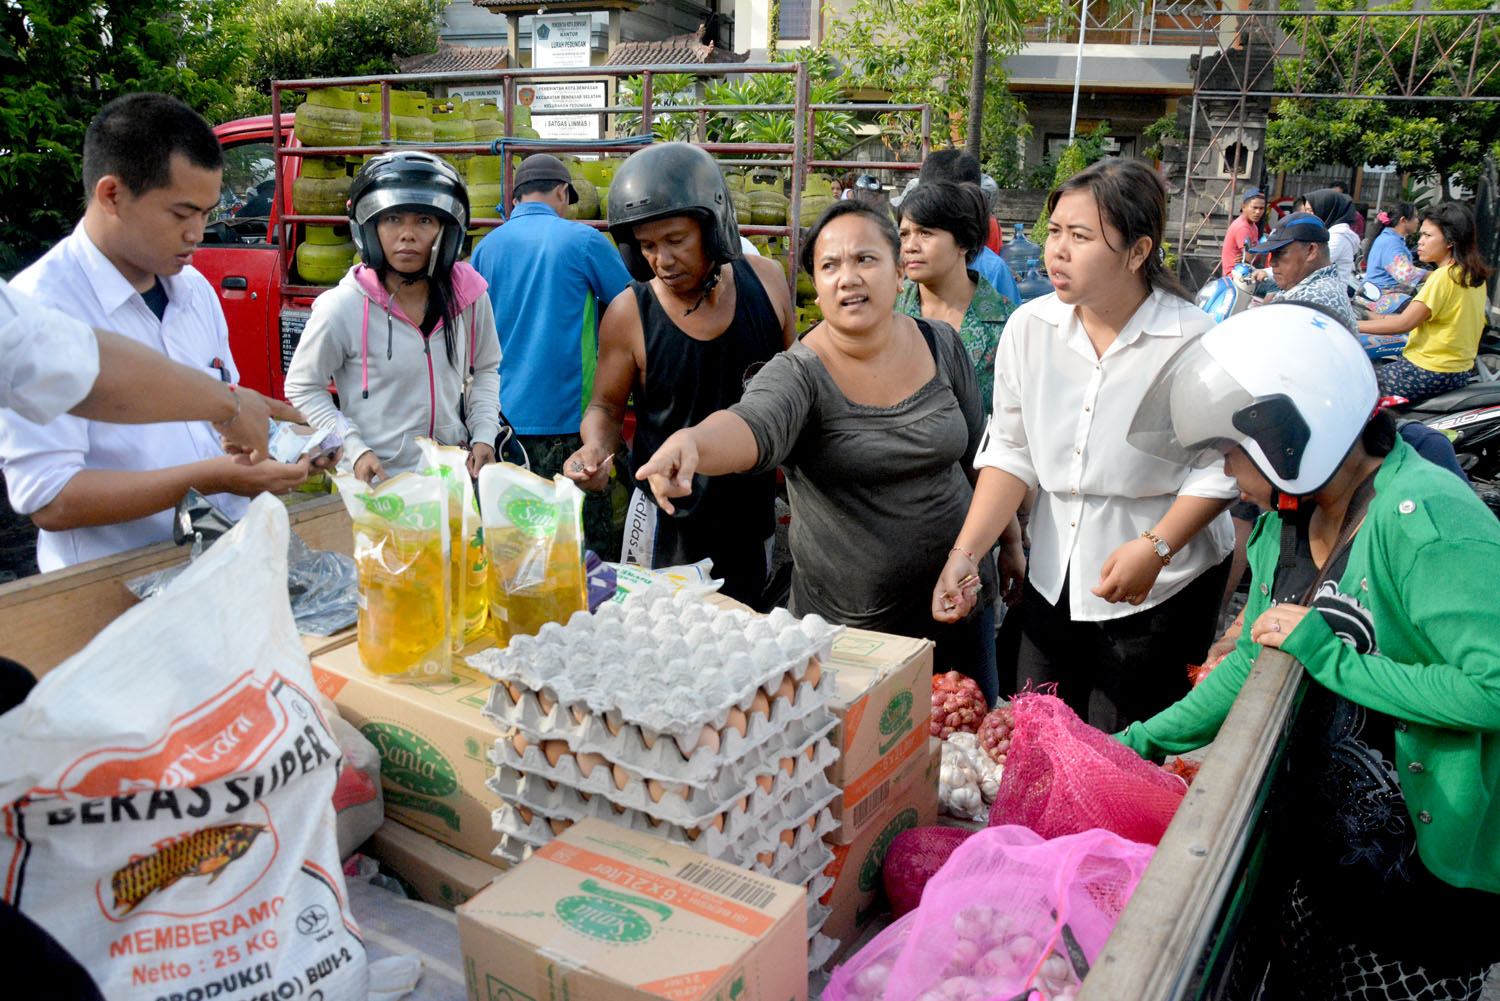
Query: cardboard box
822 629 933 842
365 819 506 910
458 818 809 1001
818 738 941 960
311 643 504 861
300 626 355 659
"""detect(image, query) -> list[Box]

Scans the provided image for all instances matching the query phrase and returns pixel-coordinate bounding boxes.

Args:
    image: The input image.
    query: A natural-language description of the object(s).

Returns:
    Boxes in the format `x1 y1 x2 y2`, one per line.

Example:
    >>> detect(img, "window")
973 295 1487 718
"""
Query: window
780 0 812 40
1220 141 1253 178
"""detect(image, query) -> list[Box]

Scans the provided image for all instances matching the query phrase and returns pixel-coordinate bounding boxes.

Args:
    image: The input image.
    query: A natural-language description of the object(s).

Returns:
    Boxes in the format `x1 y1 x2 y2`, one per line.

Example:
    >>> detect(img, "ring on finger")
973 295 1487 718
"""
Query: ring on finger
1272 621 1281 633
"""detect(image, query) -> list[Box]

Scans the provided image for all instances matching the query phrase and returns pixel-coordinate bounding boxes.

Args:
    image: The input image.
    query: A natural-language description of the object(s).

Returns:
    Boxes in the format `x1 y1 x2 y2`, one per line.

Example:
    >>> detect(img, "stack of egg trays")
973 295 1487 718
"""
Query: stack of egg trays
470 590 843 949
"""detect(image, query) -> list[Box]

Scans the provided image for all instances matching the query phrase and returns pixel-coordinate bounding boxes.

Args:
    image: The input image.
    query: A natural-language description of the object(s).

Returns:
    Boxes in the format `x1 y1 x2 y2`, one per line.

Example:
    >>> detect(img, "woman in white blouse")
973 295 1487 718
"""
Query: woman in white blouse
932 158 1238 731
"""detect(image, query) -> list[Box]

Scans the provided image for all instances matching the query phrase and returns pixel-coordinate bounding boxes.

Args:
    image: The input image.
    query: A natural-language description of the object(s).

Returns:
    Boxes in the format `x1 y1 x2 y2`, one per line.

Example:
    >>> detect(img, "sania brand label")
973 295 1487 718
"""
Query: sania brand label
360 723 459 799
499 486 557 537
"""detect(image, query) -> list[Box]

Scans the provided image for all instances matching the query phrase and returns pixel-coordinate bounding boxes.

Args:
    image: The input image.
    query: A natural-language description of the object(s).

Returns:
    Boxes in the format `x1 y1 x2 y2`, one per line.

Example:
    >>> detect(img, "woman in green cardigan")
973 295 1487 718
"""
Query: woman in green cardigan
1122 302 1500 1000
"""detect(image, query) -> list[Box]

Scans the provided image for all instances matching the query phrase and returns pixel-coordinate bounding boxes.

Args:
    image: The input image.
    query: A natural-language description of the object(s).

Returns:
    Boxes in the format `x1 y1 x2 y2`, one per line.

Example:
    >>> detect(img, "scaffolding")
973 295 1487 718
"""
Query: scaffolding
1170 3 1500 279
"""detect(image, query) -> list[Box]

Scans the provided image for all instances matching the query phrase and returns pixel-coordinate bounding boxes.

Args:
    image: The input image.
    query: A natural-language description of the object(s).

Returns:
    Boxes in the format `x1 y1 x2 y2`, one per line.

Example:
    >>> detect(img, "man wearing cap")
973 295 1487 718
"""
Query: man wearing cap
1220 187 1268 276
469 153 632 558
1248 212 1358 330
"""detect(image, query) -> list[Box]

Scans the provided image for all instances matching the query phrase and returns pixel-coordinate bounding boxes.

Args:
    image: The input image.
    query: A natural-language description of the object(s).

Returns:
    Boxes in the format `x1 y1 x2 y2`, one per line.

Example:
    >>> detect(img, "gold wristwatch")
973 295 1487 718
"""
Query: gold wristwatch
1141 530 1172 566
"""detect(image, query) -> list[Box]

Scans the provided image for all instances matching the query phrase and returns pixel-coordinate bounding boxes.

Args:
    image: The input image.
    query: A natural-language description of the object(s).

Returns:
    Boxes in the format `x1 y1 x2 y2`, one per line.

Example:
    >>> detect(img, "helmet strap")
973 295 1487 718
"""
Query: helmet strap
682 266 721 317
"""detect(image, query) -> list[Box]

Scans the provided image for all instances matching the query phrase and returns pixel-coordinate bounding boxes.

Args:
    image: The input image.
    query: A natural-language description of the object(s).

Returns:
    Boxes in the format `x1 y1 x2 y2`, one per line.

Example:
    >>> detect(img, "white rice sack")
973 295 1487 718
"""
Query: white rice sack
0 495 367 1001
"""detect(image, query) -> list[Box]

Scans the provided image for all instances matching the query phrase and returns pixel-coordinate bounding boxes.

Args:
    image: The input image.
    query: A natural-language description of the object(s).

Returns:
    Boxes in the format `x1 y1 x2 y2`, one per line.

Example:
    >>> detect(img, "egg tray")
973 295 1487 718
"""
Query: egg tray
492 820 835 897
809 933 840 971
467 592 842 740
489 780 840 867
482 670 837 786
486 735 840 831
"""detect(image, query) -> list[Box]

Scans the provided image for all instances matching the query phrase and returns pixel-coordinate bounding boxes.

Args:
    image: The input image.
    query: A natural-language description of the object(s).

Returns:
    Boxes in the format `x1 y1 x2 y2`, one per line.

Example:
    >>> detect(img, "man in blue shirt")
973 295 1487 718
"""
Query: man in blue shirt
470 154 632 557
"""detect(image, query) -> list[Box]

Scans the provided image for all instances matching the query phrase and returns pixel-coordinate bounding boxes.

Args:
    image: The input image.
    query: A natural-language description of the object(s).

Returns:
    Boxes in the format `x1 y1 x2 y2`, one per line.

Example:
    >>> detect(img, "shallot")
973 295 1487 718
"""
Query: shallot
977 704 1016 765
931 671 987 739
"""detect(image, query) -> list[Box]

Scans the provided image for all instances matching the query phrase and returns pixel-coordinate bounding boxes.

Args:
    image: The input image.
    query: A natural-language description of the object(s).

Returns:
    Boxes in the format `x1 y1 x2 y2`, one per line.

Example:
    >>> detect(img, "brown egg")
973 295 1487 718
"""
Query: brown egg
750 691 771 719
576 752 608 778
723 707 749 740
805 743 817 762
779 827 797 847
696 725 721 754
640 729 658 750
537 691 556 713
510 734 530 756
604 715 623 737
504 681 523 702
757 851 775 867
612 763 632 791
756 773 774 794
774 673 796 703
549 817 571 835
779 756 796 778
541 740 569 767
804 660 822 687
646 777 666 802
517 805 534 824
736 795 749 812
570 706 587 725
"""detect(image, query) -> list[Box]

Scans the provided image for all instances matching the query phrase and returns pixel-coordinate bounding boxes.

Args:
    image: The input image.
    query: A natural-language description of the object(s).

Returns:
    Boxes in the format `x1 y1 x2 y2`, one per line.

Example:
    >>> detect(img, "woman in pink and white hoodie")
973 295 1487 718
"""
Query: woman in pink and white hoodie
286 152 501 482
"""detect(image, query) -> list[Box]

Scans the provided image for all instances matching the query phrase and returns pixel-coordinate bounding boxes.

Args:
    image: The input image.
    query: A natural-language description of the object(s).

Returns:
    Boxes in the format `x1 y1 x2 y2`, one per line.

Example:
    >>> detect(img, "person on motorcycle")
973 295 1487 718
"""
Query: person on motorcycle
1362 201 1428 314
1247 212 1357 330
1304 188 1363 287
1219 187 1268 277
1119 303 1500 1000
1356 202 1493 405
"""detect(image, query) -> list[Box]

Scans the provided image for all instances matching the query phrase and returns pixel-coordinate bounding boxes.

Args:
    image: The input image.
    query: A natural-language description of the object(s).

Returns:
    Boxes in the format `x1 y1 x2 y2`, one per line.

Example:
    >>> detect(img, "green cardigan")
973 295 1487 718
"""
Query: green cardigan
1119 438 1500 893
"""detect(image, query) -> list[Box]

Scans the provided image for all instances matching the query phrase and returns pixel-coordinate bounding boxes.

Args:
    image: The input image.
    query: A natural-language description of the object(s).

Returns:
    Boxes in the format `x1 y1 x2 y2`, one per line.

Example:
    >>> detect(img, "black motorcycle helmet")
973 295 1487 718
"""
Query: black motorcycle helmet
607 142 742 282
347 151 469 276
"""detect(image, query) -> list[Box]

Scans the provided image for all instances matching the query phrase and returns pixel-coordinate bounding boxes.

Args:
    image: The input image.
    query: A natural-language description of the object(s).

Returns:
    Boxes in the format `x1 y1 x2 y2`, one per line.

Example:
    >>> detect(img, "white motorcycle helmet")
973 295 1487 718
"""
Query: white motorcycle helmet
1127 303 1378 497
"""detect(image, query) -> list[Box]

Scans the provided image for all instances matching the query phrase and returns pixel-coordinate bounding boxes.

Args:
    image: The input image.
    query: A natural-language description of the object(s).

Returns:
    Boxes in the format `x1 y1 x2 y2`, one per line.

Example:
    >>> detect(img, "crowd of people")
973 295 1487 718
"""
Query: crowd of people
3 90 1500 1001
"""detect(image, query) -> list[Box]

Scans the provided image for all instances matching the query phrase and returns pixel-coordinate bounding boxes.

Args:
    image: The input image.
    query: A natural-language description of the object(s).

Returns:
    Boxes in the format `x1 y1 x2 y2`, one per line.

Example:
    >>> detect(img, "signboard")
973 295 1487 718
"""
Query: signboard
519 81 607 140
1362 162 1398 175
532 15 593 68
447 86 504 105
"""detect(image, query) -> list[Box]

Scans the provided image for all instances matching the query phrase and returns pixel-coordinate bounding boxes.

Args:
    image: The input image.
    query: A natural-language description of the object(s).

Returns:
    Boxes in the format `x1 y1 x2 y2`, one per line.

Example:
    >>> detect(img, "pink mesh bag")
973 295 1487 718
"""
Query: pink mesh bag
882 826 975 918
987 693 1186 845
827 825 1155 1001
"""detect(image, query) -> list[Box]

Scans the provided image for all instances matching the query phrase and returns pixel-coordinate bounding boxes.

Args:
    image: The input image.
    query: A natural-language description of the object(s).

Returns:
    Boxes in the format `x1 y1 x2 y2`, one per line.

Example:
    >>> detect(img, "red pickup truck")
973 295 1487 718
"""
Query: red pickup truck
197 114 320 402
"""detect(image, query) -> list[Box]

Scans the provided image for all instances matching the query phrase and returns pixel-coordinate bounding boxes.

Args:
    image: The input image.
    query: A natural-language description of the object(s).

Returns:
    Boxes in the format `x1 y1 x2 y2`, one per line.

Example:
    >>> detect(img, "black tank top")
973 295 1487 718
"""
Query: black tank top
628 258 781 535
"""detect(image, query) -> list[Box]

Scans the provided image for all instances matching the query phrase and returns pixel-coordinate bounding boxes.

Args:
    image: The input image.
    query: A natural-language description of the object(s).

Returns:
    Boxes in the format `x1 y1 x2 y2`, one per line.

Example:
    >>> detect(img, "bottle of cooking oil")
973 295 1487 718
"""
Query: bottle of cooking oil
334 472 451 680
419 440 489 649
477 463 588 648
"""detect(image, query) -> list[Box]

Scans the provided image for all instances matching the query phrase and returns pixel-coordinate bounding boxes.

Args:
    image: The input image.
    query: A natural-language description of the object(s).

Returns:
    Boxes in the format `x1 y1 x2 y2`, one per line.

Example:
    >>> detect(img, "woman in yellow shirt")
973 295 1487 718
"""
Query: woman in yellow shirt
1358 202 1492 404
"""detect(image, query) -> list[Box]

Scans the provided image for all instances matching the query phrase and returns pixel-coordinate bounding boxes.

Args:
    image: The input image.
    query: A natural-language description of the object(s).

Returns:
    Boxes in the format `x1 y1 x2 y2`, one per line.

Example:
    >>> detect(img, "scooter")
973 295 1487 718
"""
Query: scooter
1195 263 1264 323
1389 381 1500 517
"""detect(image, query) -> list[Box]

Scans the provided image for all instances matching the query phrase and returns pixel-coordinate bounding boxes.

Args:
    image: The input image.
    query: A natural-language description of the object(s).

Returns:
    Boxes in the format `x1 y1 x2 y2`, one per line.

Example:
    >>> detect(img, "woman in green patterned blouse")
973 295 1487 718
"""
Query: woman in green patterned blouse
896 180 1017 413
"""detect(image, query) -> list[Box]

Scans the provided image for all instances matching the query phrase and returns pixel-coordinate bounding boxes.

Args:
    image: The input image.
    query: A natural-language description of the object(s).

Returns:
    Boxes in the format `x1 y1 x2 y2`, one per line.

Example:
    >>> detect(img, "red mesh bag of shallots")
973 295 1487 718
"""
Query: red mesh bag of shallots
987 693 1186 845
882 826 974 918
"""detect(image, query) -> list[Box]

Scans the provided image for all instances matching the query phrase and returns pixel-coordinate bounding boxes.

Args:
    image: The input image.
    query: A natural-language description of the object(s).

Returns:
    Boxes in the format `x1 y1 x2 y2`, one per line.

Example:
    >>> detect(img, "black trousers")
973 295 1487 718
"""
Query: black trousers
1014 557 1231 733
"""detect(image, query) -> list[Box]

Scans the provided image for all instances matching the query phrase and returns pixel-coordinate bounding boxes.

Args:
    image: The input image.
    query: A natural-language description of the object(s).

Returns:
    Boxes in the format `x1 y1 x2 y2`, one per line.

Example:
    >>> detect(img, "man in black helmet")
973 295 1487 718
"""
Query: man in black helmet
563 142 794 607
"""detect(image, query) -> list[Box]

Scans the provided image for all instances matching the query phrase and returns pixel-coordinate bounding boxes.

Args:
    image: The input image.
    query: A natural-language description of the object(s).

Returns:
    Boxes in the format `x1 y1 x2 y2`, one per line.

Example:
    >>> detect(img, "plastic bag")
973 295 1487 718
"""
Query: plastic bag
0 495 368 1001
988 693 1186 845
882 826 974 919
607 558 722 601
477 462 587 647
126 489 358 635
319 694 384 861
418 439 489 648
828 826 1154 1001
335 472 451 681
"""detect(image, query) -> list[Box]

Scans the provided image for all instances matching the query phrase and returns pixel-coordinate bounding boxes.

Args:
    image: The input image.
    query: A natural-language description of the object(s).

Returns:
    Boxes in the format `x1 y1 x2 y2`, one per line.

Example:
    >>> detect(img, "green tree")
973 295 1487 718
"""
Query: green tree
0 0 243 272
1031 120 1111 244
236 0 446 110
825 0 1060 172
1264 0 1500 191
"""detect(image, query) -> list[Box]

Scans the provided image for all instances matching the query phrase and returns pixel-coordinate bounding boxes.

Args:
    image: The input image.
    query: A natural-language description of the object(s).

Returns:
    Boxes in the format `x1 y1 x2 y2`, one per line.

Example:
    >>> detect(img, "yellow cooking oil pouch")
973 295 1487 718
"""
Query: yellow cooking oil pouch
418 439 488 649
477 462 587 648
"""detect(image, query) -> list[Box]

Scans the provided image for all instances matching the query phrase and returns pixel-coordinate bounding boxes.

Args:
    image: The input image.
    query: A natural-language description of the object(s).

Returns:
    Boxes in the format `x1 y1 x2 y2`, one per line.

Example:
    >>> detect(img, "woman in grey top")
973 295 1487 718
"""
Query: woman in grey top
636 200 1022 702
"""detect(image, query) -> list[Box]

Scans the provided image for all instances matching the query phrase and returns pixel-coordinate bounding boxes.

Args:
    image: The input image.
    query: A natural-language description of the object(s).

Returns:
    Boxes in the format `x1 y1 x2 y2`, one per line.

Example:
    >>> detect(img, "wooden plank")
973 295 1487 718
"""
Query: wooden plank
1078 648 1304 1001
0 494 353 677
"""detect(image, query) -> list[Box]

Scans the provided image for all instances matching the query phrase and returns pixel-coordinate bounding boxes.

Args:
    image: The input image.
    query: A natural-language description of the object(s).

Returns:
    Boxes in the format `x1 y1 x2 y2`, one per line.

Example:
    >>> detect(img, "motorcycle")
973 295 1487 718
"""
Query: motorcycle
1195 263 1265 323
1390 382 1500 517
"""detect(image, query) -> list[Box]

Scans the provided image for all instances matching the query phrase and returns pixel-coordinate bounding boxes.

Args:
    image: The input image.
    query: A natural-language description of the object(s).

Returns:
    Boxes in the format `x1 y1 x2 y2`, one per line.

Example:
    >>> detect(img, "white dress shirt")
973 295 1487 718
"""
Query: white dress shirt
0 223 248 571
0 278 99 425
975 289 1236 622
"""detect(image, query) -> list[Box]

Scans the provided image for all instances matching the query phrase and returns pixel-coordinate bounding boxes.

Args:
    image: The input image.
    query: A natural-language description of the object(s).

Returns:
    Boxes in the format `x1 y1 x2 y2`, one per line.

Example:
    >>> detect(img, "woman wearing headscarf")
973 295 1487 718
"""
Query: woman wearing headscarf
1305 188 1362 288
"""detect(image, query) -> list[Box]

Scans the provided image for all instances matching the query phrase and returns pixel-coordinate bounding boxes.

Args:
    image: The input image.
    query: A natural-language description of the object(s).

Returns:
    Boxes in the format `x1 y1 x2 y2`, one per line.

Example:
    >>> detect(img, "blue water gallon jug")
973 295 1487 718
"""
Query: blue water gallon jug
1003 222 1043 277
1017 258 1054 303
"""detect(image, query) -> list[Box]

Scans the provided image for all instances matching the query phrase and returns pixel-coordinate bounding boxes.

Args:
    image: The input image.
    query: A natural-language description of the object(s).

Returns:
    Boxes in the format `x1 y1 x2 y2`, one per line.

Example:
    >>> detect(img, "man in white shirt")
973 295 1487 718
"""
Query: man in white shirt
0 93 309 571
